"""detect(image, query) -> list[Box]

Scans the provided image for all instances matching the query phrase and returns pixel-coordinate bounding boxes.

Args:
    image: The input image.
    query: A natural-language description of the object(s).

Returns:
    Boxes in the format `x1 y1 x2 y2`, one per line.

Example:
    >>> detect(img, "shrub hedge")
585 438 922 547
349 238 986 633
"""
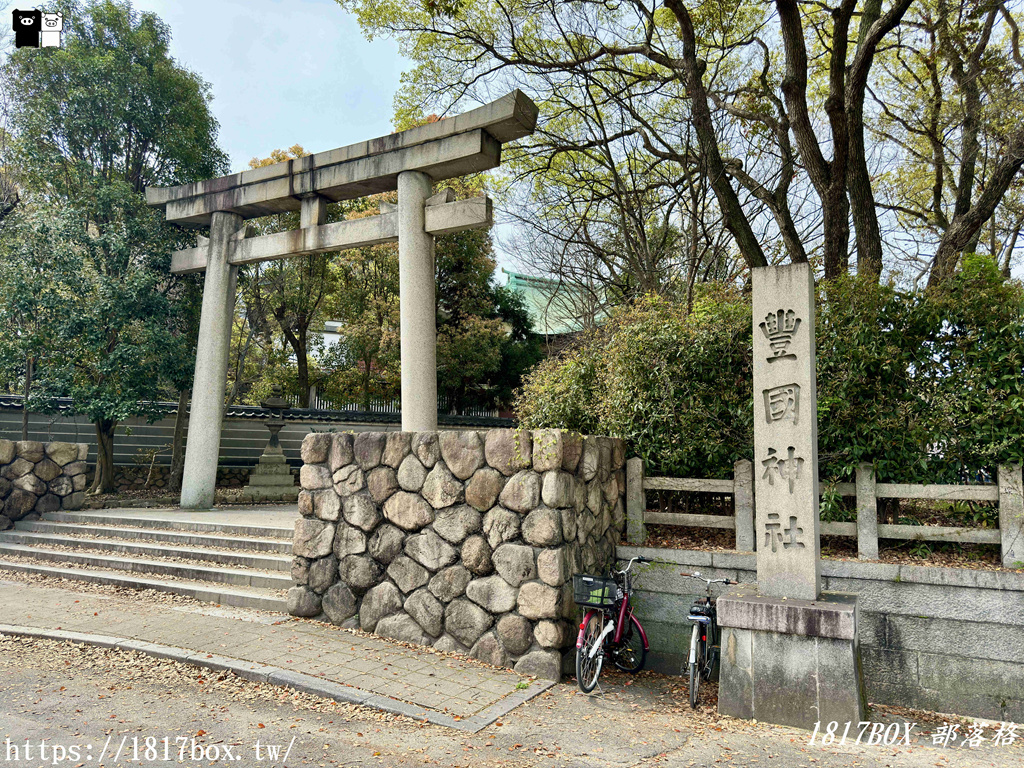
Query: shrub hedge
515 256 1024 483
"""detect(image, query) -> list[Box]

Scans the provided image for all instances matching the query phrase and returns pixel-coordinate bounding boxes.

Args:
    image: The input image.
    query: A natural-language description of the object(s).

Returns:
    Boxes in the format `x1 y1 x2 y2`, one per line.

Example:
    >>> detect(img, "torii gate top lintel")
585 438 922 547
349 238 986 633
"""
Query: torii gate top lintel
145 90 538 228
153 90 537 508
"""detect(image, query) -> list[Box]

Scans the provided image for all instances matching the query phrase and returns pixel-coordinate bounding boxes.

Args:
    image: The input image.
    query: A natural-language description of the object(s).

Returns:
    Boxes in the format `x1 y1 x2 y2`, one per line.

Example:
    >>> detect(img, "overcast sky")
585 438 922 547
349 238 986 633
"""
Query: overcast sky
132 0 406 172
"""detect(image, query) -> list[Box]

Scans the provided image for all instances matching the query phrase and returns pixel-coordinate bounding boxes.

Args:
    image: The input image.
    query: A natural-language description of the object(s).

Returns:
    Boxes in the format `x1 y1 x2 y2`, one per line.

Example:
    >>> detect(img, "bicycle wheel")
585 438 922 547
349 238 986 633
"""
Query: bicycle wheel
688 623 705 709
576 611 605 693
610 615 647 673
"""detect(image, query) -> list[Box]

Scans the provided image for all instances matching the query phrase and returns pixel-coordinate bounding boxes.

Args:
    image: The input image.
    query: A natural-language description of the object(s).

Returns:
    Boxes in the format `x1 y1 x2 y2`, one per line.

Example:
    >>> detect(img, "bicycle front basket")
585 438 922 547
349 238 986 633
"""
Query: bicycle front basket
572 574 618 608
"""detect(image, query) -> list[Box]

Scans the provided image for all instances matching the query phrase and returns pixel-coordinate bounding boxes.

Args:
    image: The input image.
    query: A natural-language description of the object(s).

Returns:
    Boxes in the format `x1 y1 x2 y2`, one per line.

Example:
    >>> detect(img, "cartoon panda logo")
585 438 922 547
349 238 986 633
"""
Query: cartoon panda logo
40 11 62 47
12 9 41 48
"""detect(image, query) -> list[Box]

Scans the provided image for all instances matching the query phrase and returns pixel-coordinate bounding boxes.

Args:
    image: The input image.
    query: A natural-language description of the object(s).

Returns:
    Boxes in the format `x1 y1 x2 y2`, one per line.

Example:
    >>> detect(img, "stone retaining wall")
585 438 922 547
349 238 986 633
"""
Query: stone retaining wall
618 545 1024 723
288 429 626 680
84 465 254 491
0 439 89 528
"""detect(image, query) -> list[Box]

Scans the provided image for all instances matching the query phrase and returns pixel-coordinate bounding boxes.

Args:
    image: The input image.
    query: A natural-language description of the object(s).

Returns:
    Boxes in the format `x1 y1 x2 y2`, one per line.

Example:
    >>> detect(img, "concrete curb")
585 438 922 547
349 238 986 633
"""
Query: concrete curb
0 624 556 734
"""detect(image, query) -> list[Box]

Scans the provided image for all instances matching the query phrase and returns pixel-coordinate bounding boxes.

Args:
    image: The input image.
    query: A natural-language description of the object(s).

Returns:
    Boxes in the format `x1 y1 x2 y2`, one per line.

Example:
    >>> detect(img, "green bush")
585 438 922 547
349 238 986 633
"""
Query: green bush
515 260 1024 483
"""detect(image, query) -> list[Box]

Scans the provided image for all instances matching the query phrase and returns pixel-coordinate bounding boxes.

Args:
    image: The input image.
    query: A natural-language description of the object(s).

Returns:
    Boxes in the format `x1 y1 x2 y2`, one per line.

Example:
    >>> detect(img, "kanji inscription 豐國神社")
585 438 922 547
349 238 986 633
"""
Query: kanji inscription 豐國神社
751 263 821 599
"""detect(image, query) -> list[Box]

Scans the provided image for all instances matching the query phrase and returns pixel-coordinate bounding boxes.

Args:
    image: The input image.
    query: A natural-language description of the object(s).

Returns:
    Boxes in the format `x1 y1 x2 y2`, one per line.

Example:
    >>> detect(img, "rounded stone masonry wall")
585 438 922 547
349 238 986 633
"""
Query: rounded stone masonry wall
287 429 627 680
0 439 89 529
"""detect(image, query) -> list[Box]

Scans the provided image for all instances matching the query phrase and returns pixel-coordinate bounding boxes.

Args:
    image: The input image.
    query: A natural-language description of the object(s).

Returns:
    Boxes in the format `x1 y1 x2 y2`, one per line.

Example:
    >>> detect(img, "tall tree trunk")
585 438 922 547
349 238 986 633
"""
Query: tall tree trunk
88 419 116 495
168 388 189 493
21 356 32 442
666 0 769 272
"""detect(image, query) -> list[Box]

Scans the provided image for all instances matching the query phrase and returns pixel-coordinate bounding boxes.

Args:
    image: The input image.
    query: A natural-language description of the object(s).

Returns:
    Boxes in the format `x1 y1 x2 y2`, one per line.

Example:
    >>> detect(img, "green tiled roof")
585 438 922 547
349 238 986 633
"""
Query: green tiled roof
503 269 587 336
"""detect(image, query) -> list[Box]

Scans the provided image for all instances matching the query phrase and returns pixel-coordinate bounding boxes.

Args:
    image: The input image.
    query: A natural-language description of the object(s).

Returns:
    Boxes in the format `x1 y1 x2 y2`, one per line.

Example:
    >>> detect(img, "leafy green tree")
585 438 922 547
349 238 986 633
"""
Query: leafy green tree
1 0 228 492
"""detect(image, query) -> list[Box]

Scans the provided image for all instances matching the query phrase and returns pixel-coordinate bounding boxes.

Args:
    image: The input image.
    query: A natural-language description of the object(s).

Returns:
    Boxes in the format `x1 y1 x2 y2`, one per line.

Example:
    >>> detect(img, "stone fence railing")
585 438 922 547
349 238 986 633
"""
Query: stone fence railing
288 428 626 680
626 459 1024 568
1 439 89 527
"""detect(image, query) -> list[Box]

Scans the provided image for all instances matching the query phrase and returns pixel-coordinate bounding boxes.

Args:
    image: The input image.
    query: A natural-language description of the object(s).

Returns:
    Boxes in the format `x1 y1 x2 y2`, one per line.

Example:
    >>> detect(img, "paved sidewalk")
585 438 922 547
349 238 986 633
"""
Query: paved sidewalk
1 579 553 732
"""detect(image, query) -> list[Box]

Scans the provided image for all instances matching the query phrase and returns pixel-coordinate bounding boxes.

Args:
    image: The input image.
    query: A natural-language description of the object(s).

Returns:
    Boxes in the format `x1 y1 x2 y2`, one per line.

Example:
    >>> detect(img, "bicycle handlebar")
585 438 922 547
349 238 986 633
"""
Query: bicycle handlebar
680 571 736 585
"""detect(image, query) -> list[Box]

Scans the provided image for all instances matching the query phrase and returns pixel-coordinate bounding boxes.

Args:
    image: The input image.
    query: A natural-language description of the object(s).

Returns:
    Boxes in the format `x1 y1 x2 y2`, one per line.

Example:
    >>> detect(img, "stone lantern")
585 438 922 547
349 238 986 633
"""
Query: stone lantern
239 385 300 502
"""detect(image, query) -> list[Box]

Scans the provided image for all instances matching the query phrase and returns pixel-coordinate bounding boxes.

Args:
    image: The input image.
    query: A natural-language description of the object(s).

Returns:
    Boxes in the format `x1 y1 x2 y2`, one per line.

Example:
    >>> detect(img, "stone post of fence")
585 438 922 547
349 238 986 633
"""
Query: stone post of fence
733 459 755 552
856 463 879 560
998 464 1024 569
626 457 646 545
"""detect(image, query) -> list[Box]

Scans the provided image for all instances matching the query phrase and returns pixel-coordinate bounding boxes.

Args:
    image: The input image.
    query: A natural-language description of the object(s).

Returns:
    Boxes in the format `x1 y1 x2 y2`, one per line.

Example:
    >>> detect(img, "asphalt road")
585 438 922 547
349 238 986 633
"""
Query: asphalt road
1 636 1020 768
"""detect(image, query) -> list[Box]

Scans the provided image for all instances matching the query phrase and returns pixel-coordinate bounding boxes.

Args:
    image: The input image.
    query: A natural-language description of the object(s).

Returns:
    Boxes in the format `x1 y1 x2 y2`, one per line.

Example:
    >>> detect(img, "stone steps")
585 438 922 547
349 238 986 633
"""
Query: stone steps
0 532 292 571
0 509 295 611
14 521 292 552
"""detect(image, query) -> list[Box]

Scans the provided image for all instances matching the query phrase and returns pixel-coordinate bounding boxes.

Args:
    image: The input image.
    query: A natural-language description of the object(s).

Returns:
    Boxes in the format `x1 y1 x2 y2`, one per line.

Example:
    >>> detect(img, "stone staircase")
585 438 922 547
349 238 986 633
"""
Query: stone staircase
0 511 293 611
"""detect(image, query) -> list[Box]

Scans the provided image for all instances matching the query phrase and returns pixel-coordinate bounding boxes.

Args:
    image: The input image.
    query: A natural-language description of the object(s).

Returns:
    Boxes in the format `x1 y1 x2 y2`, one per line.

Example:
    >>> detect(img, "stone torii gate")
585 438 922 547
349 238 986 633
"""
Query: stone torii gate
146 91 538 509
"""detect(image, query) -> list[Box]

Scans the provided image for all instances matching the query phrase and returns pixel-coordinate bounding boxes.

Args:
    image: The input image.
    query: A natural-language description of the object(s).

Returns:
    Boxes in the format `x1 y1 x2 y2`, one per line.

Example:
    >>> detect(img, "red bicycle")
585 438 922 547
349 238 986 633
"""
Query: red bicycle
573 555 652 693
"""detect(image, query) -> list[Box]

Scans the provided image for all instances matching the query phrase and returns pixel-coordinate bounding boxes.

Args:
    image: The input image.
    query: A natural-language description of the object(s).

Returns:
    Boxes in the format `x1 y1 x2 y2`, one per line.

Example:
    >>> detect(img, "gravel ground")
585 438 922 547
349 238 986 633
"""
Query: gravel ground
2 636 1021 768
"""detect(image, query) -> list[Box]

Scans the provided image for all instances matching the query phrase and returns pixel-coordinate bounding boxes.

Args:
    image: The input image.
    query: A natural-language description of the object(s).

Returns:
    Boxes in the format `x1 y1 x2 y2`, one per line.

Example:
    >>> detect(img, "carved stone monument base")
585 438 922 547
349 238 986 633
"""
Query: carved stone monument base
716 584 866 730
239 454 299 502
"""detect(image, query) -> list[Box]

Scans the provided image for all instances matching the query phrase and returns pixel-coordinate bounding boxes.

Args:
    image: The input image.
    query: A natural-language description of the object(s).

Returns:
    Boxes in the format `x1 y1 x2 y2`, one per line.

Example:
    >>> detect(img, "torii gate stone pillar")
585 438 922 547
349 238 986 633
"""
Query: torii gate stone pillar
147 91 538 508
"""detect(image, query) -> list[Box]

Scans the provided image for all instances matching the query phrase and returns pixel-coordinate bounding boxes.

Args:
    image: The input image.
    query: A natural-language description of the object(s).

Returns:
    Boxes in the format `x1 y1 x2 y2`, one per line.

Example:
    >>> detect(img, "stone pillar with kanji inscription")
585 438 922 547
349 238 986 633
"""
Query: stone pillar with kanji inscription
715 262 865 731
752 263 821 600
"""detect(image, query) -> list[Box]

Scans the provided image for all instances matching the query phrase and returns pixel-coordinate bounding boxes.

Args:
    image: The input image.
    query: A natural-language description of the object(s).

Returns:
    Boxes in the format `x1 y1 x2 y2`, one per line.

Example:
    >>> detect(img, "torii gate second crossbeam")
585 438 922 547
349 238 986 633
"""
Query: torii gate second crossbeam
146 91 538 509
